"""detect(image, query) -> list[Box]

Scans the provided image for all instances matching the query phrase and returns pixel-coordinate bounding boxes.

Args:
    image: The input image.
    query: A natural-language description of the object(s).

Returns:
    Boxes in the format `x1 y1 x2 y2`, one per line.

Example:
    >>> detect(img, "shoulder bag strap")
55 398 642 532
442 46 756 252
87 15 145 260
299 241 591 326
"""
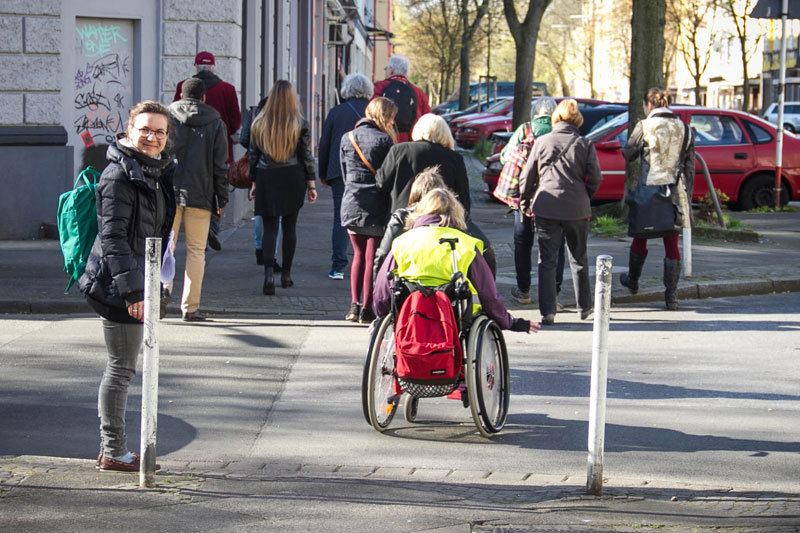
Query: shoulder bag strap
348 130 377 175
345 100 361 120
538 134 580 179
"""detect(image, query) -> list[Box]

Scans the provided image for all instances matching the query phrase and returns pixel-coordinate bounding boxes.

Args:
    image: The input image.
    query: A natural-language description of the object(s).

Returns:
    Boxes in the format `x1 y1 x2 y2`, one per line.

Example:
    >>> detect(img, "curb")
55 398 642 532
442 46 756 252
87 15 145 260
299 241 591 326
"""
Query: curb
612 276 800 304
4 277 800 315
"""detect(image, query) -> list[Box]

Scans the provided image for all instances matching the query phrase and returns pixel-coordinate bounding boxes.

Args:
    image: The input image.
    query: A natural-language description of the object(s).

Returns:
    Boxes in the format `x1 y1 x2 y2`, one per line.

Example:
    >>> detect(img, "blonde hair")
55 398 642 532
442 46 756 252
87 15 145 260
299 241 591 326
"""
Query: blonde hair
365 97 398 144
251 80 301 163
411 113 454 150
644 88 671 108
407 187 467 231
552 99 584 128
407 165 445 205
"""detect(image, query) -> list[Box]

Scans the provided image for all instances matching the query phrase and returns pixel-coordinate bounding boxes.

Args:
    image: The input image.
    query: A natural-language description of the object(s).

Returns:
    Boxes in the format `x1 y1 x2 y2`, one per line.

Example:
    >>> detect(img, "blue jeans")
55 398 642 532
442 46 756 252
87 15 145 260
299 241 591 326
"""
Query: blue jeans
98 319 143 457
329 178 349 271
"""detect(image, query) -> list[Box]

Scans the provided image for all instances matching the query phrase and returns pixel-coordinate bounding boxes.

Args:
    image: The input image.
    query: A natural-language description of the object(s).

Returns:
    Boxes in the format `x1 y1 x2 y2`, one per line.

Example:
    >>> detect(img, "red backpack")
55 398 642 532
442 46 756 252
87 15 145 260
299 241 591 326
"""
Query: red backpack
394 287 462 385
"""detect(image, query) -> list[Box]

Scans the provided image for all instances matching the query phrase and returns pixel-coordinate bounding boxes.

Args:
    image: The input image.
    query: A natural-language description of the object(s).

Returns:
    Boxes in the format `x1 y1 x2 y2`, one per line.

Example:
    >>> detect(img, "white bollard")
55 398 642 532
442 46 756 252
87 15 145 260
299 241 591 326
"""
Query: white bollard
682 227 692 278
140 237 161 488
587 254 612 496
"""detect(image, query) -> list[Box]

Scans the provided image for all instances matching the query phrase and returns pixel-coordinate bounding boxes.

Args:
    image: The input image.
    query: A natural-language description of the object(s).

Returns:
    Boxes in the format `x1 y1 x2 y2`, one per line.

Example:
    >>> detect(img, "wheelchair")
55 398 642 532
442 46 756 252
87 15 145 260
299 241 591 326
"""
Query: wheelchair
360 237 510 438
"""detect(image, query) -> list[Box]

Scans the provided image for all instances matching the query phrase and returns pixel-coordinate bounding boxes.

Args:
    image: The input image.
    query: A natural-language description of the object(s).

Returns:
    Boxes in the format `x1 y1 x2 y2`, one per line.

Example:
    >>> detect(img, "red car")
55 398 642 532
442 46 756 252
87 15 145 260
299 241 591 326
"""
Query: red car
482 106 800 209
448 98 514 138
457 98 609 149
587 106 800 209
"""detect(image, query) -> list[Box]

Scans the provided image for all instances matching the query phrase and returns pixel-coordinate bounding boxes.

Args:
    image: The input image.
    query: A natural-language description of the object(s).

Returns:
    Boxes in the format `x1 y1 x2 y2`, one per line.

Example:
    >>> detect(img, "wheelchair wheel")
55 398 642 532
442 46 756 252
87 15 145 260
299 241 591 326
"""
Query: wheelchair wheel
466 316 510 437
361 315 399 431
403 394 419 423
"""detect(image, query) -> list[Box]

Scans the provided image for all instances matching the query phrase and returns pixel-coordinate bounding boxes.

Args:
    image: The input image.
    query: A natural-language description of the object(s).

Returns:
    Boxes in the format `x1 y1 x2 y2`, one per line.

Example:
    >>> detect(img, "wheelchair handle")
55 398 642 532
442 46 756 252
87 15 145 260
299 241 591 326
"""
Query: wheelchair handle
439 237 460 276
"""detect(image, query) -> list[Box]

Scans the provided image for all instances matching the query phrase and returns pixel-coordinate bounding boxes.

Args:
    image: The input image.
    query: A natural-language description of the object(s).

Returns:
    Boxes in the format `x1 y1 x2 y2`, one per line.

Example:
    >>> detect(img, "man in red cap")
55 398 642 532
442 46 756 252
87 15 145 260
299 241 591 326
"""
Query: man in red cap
174 51 242 250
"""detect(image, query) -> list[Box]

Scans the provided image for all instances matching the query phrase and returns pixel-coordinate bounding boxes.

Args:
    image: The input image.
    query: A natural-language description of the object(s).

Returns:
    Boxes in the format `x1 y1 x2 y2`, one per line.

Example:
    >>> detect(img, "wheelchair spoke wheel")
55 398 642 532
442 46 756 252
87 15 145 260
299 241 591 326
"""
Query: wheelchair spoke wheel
403 394 419 423
466 317 510 437
361 315 399 431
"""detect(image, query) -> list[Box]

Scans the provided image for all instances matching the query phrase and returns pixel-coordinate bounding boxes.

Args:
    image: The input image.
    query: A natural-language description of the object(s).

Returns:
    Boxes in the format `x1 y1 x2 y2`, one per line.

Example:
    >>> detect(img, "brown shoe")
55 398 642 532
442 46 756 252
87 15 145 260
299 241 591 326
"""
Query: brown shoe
97 452 160 472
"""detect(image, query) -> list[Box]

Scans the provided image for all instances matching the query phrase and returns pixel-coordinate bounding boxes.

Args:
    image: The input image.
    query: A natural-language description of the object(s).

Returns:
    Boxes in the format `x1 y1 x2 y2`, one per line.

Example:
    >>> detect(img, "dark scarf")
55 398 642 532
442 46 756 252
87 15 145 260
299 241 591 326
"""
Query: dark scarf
115 138 173 180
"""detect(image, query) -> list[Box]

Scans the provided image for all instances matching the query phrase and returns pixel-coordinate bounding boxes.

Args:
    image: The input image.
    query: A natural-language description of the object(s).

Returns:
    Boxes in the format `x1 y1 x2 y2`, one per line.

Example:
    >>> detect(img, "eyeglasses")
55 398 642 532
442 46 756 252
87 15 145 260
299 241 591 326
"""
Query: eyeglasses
136 127 168 140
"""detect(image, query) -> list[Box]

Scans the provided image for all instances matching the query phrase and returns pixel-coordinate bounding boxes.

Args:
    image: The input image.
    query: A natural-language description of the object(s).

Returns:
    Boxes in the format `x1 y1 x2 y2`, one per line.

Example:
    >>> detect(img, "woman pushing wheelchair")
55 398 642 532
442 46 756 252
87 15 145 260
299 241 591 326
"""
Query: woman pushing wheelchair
373 187 538 334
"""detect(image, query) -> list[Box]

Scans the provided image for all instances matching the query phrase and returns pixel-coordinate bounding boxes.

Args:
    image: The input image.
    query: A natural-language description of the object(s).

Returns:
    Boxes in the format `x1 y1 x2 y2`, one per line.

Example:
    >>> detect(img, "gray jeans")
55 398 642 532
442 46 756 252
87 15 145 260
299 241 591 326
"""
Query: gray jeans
99 319 143 457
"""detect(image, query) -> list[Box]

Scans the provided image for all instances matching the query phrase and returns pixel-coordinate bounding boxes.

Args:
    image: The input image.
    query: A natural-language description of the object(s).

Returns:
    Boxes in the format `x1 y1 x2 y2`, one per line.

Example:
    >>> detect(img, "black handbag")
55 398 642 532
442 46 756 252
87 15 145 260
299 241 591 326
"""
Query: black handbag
626 183 682 239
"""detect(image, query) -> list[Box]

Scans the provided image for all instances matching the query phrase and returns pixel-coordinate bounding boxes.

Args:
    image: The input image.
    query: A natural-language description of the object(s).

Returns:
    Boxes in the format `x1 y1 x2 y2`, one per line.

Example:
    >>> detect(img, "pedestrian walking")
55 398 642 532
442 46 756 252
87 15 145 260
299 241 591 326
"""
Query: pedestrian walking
620 88 695 310
173 51 242 251
339 97 397 323
166 77 229 321
519 99 602 325
372 54 432 143
318 73 373 281
79 101 175 471
499 97 568 307
240 95 283 271
248 80 317 295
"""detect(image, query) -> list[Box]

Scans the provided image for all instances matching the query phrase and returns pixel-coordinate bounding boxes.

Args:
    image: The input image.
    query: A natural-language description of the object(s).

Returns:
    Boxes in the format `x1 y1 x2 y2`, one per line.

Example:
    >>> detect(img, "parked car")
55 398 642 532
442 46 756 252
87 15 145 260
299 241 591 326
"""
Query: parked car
481 103 627 192
762 101 800 132
441 98 506 124
456 97 609 149
433 81 548 115
448 97 514 138
585 106 798 209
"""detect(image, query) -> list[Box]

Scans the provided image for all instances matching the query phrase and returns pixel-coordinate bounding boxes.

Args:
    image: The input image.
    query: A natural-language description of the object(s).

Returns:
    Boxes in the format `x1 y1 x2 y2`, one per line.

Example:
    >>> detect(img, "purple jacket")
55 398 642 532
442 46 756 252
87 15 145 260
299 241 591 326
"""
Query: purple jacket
373 214 519 330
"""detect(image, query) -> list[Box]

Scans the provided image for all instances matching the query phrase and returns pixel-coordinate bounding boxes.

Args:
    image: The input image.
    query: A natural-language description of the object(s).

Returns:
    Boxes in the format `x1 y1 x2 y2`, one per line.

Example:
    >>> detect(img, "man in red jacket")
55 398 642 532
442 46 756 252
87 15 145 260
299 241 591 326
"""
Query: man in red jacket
174 51 241 250
372 54 432 143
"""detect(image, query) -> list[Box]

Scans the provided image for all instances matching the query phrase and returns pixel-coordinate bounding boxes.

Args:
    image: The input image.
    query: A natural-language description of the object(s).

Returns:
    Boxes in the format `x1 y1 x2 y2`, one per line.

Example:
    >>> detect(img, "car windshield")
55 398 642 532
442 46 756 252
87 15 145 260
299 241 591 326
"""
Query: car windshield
485 99 511 113
586 112 628 142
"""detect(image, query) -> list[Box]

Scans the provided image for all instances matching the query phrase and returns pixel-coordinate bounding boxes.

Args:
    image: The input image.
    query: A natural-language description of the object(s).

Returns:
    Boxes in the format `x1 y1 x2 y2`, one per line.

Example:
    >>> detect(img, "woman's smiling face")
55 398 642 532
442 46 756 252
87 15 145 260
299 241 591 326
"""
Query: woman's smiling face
129 112 168 157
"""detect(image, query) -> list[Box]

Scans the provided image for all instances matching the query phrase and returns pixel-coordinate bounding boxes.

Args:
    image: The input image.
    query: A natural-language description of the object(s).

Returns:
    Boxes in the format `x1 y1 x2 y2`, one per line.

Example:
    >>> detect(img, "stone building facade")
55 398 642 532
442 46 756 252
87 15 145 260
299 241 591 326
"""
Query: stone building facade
0 0 389 239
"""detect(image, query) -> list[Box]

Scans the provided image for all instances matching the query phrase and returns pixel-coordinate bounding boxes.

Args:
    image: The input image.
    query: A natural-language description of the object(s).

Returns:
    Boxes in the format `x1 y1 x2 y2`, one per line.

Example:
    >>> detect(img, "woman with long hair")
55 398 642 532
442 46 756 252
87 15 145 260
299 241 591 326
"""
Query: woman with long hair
248 80 317 295
620 88 695 310
339 96 397 323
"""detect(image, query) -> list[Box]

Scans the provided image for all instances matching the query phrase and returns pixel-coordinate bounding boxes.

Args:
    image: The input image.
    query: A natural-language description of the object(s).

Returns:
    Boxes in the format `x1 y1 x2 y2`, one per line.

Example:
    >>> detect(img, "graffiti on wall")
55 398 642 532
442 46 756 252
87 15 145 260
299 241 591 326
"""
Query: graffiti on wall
73 18 134 169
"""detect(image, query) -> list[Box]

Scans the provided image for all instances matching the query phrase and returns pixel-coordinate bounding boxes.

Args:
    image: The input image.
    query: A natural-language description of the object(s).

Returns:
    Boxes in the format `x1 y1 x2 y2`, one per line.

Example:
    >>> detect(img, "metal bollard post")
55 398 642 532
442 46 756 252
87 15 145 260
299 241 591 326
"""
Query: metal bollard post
140 237 161 489
682 227 692 278
587 254 612 496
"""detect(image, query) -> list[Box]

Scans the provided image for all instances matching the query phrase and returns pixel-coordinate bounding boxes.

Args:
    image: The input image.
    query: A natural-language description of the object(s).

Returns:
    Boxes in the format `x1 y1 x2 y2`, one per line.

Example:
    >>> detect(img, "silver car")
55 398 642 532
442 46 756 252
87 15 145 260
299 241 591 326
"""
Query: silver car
762 102 800 132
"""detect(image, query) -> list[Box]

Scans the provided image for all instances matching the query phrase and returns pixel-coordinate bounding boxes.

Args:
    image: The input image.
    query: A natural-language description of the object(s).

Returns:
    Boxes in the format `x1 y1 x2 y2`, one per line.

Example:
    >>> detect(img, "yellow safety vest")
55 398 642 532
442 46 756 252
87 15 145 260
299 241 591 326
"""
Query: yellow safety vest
391 225 484 313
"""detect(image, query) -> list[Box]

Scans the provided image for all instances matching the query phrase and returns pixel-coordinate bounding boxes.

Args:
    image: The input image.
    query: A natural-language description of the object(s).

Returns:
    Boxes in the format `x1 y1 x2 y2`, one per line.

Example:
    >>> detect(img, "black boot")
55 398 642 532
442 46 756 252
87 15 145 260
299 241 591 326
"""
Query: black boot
664 258 681 310
281 270 293 288
620 250 647 294
263 266 275 295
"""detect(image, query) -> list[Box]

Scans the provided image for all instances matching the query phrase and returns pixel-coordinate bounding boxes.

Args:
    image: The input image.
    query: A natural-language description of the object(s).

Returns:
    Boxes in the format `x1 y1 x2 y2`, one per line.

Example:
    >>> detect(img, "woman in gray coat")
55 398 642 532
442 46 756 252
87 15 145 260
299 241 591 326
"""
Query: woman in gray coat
518 99 602 325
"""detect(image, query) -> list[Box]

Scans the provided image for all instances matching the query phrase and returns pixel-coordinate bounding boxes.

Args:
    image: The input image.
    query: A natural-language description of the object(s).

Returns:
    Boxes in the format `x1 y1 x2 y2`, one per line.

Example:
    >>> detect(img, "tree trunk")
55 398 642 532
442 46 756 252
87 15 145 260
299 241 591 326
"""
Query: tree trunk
740 40 750 111
557 65 570 97
459 41 472 110
503 0 551 130
626 0 666 195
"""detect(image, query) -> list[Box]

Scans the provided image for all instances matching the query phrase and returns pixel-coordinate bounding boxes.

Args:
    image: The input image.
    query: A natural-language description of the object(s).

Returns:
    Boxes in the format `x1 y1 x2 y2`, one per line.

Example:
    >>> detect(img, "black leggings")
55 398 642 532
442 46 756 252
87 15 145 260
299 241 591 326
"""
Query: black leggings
263 211 298 272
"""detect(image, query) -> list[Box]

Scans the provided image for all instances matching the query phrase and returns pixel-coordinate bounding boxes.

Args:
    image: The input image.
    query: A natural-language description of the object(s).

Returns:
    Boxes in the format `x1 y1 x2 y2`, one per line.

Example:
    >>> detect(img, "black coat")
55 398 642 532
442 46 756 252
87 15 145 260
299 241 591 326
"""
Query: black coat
79 141 176 322
319 98 368 182
375 140 471 213
339 119 394 228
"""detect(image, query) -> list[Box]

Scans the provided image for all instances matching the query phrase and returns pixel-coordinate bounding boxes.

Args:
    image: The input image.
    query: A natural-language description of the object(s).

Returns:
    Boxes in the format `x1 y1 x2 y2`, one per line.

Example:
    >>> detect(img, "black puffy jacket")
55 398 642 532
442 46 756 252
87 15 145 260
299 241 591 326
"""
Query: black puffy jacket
339 119 393 228
79 141 176 321
248 119 316 180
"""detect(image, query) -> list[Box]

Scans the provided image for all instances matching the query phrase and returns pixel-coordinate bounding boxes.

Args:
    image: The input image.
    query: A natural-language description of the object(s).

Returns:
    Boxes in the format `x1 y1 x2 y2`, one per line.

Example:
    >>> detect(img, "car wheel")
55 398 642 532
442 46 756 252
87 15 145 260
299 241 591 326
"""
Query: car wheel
737 174 789 210
784 123 796 133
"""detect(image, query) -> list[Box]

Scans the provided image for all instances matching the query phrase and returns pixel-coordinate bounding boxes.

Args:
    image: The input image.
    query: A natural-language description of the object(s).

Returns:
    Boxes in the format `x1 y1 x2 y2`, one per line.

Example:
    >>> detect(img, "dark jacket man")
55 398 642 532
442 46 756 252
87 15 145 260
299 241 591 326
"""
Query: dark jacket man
167 98 229 212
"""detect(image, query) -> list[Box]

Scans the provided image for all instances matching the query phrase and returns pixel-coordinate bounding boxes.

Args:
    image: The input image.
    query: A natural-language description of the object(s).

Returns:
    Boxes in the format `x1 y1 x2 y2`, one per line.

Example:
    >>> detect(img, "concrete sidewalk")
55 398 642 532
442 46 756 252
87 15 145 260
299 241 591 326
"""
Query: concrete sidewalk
1 159 798 317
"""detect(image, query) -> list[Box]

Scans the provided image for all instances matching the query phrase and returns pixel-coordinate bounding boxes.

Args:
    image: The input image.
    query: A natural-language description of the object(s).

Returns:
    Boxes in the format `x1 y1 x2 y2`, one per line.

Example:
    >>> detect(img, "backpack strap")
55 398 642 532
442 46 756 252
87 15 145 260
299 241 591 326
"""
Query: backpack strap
348 131 377 174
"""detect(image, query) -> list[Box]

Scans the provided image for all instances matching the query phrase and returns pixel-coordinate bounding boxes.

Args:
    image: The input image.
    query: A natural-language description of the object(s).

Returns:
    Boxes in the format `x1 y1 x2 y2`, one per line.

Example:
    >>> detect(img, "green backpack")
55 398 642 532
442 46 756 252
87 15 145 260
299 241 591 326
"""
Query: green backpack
57 166 102 292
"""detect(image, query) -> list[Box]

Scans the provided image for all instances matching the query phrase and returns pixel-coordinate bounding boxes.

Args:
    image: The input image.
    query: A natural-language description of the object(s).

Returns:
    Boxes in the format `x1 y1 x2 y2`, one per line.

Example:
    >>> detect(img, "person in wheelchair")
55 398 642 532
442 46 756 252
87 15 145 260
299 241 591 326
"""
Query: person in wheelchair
373 187 539 334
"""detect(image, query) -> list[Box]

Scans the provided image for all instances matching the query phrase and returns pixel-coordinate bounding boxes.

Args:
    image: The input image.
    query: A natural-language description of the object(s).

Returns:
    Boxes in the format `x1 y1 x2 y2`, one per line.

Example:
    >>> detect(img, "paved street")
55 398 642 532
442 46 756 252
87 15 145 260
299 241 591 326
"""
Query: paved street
1 159 799 530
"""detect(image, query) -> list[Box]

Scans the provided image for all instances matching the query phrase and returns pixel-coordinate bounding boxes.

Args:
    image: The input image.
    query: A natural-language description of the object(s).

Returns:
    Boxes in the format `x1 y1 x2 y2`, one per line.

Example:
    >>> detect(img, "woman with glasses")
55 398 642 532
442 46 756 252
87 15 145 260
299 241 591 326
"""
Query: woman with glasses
79 101 176 471
248 80 318 295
